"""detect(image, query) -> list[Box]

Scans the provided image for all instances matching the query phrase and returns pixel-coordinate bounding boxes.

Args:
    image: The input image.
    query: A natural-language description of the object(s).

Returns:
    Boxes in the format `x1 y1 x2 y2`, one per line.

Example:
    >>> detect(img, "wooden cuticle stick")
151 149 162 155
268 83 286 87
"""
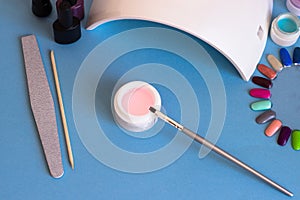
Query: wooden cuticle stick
50 50 74 169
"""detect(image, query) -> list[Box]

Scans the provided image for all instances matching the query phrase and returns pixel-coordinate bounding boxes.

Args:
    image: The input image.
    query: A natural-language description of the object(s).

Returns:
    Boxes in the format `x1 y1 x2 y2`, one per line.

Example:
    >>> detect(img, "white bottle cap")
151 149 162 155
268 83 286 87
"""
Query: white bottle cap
113 81 161 132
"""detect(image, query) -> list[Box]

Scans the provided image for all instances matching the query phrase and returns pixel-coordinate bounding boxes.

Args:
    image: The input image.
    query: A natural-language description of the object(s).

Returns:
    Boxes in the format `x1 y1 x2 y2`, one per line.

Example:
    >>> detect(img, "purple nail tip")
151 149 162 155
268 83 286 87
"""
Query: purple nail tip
277 126 292 146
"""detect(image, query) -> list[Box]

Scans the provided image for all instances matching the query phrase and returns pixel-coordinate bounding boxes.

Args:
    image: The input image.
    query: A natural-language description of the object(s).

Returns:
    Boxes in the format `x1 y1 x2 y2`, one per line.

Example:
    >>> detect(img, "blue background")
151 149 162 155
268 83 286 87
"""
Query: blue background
1 0 299 199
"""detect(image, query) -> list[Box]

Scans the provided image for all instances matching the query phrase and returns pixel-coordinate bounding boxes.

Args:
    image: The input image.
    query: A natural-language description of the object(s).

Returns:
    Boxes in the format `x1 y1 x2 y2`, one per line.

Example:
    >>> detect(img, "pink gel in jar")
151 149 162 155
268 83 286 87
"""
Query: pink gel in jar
122 87 155 116
113 81 161 132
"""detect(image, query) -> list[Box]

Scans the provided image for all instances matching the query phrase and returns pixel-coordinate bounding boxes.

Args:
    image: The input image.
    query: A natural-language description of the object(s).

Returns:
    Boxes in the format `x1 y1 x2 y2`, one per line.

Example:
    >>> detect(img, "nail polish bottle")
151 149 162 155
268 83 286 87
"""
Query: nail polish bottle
52 1 81 44
32 0 52 17
56 0 84 20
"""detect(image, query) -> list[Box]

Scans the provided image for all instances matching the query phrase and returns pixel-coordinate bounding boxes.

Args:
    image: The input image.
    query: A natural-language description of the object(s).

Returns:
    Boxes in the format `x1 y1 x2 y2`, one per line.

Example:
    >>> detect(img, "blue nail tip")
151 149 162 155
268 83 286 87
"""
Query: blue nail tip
280 48 292 67
293 47 300 66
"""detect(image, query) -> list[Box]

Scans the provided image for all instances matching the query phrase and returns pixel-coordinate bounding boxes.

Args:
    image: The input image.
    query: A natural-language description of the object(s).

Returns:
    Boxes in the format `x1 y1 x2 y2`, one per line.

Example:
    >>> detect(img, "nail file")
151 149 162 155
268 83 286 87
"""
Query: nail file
21 35 64 178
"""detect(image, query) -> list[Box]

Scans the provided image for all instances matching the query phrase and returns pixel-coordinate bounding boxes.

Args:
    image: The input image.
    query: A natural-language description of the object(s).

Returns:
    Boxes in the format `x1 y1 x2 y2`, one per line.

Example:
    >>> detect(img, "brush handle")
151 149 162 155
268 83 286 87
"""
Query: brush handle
21 35 64 178
181 127 293 197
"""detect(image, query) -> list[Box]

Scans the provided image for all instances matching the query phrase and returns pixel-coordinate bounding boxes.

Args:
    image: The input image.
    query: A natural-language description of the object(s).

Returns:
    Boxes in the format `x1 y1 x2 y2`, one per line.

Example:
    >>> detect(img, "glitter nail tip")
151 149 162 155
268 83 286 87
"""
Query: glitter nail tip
252 76 273 89
293 47 300 65
277 126 292 146
267 54 283 72
279 48 292 67
249 88 271 99
257 64 277 79
255 110 276 124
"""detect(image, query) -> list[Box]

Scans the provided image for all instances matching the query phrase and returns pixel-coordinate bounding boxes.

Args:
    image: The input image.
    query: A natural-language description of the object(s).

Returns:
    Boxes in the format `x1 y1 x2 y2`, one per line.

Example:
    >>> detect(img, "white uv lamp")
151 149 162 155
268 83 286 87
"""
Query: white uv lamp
86 0 273 81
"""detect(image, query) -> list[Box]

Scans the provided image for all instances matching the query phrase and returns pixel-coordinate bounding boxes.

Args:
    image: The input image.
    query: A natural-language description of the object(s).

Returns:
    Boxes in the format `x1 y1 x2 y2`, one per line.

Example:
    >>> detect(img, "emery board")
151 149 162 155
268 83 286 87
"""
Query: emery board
21 35 64 178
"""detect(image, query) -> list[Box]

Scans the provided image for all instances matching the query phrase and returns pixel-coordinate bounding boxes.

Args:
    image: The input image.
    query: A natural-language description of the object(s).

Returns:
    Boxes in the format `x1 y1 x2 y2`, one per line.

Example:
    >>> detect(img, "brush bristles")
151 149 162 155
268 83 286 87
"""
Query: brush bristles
149 106 156 113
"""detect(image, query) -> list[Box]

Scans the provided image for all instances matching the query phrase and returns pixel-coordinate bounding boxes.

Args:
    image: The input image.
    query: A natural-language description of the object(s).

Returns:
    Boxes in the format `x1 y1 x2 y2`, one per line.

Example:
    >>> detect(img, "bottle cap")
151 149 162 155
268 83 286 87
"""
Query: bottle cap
32 0 52 17
52 1 81 44
56 0 84 20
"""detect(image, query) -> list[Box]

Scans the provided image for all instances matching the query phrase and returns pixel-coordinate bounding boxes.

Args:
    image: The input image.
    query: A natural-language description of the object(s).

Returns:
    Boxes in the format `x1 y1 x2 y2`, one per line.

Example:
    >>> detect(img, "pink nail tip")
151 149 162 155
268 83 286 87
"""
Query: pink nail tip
249 88 271 99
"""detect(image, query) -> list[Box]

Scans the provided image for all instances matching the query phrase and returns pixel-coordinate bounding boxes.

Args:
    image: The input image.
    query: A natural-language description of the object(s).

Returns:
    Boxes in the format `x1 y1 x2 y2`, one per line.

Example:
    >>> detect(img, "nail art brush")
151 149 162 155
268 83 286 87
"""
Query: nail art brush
149 107 293 197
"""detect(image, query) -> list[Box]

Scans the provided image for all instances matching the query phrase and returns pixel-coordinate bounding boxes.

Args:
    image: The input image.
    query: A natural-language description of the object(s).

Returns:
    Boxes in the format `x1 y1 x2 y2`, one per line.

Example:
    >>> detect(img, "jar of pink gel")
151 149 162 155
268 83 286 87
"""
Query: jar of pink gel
113 81 161 132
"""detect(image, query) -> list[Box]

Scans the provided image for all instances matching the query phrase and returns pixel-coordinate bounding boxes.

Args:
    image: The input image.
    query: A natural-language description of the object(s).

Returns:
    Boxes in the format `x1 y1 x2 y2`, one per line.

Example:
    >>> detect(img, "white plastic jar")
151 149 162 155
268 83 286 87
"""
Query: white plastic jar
112 81 161 132
270 13 300 47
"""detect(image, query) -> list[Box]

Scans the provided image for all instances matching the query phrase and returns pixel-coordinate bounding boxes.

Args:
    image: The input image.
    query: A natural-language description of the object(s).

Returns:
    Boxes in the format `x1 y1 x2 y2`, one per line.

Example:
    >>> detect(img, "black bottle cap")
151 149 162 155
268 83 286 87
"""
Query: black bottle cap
53 1 81 44
32 0 52 17
68 0 78 6
58 1 73 28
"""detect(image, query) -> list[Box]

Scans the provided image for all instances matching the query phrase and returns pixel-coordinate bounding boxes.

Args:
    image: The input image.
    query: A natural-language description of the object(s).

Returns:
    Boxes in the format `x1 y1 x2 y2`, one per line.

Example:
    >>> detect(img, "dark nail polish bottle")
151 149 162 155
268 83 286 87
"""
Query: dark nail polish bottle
56 0 84 20
52 1 81 44
32 0 52 17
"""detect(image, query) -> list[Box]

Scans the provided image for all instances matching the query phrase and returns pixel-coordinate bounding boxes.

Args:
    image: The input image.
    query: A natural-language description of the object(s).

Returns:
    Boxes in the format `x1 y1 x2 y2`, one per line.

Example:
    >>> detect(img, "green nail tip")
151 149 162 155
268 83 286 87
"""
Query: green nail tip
292 130 300 151
250 100 272 111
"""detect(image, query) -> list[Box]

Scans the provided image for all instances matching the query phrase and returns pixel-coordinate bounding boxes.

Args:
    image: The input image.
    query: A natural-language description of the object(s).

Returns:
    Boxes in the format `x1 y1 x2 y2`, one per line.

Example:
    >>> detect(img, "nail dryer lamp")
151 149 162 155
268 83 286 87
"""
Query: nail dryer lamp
86 0 273 81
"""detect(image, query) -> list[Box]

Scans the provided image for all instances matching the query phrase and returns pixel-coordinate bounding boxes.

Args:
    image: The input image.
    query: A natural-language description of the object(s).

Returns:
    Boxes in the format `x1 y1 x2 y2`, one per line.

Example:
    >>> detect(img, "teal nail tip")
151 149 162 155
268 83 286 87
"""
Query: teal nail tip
250 100 272 111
